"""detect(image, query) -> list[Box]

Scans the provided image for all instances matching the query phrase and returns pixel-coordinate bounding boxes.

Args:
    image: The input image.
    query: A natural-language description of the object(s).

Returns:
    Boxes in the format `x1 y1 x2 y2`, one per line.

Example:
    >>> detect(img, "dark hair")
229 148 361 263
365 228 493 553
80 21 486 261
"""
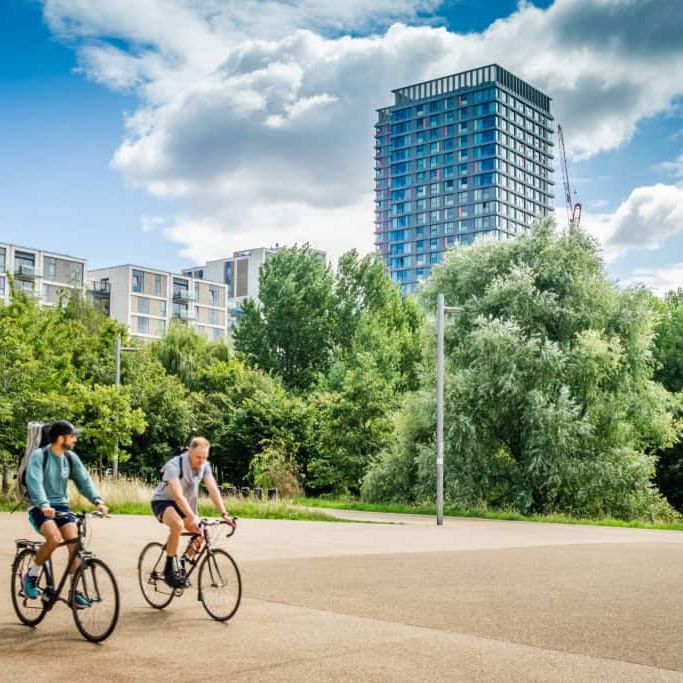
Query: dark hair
49 420 81 442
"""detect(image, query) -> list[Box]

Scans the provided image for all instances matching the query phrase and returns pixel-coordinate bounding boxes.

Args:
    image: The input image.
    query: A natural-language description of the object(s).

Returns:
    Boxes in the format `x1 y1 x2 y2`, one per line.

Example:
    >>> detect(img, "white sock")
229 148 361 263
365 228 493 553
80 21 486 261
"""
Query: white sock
28 562 41 577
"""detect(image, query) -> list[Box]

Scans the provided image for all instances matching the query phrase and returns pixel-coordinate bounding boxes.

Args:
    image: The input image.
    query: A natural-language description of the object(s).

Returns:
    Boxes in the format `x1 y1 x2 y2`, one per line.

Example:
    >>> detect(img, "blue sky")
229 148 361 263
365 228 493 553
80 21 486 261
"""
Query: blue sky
1 0 682 292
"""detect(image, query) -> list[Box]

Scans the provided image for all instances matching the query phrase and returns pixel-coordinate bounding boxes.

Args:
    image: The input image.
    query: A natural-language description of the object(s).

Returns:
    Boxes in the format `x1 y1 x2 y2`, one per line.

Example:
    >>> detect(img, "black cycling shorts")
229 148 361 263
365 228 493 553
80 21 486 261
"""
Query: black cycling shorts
151 500 186 523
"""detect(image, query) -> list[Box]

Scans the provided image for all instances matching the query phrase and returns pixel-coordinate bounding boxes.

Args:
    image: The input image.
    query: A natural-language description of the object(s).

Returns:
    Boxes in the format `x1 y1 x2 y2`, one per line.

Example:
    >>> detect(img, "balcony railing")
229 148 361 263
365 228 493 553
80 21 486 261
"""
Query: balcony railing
14 264 41 279
172 289 197 303
88 281 111 297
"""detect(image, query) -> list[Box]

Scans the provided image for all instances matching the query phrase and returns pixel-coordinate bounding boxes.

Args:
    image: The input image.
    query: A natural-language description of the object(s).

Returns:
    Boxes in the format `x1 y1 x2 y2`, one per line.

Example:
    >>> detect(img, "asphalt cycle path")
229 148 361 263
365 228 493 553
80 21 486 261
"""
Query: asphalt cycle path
1 510 682 681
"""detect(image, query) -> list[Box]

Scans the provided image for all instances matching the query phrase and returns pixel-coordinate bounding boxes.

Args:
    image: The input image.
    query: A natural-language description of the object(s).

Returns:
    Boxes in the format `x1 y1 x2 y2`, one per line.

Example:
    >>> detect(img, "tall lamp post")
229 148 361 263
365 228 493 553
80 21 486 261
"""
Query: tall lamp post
113 334 139 478
436 294 464 526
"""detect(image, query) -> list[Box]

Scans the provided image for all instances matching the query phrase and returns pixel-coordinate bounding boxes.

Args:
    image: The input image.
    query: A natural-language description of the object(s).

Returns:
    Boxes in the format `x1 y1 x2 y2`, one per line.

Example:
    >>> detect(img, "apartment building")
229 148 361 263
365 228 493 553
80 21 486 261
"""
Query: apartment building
375 64 555 293
0 242 86 305
87 265 227 341
182 246 326 331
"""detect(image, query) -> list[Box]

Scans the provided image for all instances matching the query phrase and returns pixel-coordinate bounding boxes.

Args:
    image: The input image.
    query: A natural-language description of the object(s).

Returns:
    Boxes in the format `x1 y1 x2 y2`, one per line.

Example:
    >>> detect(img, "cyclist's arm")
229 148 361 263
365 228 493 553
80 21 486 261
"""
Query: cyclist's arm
69 453 103 506
203 473 228 517
25 450 50 509
167 479 196 519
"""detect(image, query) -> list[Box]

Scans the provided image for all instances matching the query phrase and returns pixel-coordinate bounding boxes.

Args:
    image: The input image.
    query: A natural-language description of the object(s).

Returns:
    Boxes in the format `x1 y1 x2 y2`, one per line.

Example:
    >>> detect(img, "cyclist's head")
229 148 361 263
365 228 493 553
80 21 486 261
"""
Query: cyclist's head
50 420 81 449
188 436 210 468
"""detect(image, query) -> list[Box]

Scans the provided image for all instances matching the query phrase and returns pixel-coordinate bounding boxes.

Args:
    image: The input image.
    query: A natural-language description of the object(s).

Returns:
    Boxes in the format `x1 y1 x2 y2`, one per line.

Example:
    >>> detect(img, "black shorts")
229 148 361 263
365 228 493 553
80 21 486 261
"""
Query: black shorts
29 503 75 533
151 500 186 523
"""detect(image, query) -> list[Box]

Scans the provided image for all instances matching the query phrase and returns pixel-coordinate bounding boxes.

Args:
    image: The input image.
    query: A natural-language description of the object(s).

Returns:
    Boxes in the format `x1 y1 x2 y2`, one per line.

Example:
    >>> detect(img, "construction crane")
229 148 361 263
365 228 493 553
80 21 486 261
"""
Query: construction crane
557 123 582 231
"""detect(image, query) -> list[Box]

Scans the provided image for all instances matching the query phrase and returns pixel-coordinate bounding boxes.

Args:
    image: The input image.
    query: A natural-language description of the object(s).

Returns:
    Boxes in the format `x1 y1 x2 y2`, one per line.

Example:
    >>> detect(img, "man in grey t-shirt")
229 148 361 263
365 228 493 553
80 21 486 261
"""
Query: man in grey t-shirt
151 437 234 588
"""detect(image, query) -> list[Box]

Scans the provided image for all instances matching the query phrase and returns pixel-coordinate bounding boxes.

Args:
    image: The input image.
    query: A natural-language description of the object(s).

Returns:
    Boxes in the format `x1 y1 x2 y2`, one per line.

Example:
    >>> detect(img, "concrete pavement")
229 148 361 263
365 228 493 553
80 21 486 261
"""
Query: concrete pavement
1 511 682 681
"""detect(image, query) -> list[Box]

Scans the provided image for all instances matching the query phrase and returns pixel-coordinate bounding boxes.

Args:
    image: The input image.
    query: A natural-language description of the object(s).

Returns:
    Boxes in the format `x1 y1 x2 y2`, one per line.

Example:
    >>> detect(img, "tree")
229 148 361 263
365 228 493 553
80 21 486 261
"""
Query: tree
234 245 338 391
364 220 678 519
652 289 683 510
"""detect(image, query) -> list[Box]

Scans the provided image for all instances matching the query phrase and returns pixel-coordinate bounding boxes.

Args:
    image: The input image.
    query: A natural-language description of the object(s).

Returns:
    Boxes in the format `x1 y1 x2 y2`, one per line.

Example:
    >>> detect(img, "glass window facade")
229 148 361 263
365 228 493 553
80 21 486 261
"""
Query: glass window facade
375 64 554 295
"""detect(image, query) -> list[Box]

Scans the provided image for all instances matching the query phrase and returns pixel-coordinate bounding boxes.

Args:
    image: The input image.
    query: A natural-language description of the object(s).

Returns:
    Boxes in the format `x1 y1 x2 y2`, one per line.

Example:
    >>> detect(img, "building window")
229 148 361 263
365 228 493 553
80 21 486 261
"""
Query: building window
154 274 162 296
0 248 5 272
69 264 83 284
208 308 218 325
213 328 223 340
137 317 149 334
0 276 5 296
208 287 218 306
132 270 144 293
160 300 167 317
45 258 57 280
138 297 150 314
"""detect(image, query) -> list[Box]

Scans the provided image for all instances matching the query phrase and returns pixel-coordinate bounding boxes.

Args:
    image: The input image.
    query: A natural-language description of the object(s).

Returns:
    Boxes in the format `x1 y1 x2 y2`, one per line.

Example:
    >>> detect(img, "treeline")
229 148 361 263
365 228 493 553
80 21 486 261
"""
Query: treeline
1 223 682 520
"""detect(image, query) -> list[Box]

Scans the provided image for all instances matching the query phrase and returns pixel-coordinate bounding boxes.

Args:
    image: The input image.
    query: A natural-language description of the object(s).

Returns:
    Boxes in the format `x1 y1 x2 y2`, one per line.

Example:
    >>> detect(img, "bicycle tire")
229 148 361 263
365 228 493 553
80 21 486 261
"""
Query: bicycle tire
198 549 242 622
71 558 120 643
137 542 175 609
10 548 49 627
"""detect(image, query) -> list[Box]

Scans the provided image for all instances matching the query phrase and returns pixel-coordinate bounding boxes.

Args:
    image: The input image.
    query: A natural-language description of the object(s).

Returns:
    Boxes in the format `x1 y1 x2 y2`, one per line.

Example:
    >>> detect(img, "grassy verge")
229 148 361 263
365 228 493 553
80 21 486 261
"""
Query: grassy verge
295 497 683 531
0 496 350 522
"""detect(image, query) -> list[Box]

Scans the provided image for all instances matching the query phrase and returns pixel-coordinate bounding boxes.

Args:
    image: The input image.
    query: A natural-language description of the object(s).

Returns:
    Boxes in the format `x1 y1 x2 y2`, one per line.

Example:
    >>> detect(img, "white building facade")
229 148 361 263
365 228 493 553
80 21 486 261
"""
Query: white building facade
88 264 228 341
0 242 86 305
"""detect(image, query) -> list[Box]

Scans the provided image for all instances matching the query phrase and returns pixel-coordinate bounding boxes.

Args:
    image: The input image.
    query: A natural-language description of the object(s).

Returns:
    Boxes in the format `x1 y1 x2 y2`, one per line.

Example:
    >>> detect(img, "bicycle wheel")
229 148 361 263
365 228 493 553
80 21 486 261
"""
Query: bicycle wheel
10 548 49 627
138 542 175 609
71 558 120 643
198 549 242 622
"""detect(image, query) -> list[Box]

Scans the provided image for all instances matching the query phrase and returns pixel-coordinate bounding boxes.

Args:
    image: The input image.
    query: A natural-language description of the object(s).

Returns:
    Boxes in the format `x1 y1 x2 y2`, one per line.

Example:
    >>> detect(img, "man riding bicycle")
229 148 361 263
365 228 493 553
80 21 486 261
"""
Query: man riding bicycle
23 420 108 608
151 437 235 589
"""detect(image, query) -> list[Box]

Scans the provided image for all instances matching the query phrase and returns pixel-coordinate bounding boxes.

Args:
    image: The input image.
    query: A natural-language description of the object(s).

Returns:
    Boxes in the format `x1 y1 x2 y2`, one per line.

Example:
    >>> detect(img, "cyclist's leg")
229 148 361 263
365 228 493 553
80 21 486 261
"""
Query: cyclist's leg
161 505 186 586
59 522 80 575
161 505 184 557
23 518 61 598
34 519 62 566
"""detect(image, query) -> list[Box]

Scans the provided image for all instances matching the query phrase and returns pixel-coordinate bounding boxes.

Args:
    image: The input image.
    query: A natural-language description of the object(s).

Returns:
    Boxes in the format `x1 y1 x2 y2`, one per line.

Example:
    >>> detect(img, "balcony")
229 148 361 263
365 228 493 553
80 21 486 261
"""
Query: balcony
172 308 197 323
172 289 197 304
88 281 111 298
14 264 41 280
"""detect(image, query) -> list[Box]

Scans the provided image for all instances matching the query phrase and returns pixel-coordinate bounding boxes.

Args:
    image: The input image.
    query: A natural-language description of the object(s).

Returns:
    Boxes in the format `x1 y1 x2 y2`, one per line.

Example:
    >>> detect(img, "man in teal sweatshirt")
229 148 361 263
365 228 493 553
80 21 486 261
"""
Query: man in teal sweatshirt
23 420 108 607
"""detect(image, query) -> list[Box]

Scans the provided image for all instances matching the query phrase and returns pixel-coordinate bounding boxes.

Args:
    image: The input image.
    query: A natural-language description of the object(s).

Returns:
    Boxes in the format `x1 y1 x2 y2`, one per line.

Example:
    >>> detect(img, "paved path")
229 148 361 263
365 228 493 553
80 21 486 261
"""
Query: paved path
1 511 682 681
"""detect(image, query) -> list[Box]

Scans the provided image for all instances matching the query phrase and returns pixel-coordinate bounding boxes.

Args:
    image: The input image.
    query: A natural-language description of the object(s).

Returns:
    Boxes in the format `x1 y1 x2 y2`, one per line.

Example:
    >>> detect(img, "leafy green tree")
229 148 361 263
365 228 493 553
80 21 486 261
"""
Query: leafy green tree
121 348 196 478
234 246 338 391
652 289 683 509
335 251 424 392
364 220 678 519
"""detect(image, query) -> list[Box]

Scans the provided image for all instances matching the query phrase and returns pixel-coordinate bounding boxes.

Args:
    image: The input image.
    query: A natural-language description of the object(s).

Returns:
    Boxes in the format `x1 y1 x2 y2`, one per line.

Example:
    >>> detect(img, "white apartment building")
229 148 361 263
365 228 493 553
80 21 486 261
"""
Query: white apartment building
182 246 326 331
0 242 86 305
87 265 228 341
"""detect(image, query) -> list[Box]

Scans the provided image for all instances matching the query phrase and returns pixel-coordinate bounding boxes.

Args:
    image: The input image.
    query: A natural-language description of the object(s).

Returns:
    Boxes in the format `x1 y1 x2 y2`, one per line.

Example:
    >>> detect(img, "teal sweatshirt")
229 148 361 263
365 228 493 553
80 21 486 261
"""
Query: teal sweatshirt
26 448 102 510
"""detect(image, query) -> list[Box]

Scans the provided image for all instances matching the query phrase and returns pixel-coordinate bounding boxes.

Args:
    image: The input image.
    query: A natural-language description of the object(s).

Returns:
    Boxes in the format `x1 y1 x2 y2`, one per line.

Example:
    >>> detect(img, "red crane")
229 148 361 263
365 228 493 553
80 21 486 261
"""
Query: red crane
557 124 582 231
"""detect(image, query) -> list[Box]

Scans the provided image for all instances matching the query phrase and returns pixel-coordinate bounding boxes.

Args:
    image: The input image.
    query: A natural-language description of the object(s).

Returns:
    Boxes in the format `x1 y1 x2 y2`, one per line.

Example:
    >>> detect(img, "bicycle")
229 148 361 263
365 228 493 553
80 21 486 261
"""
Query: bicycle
138 517 241 622
10 511 120 643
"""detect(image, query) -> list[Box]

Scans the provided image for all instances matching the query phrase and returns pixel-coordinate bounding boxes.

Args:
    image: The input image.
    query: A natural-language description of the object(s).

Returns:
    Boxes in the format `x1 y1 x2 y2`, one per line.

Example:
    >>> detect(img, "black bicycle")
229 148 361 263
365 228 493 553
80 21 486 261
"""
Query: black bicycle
138 518 241 622
11 511 120 643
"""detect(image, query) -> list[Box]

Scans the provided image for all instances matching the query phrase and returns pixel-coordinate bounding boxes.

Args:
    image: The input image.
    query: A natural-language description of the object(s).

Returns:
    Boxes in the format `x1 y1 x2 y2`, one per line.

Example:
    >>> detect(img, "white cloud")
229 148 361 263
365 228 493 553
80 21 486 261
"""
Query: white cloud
583 183 683 262
620 263 683 296
41 0 683 263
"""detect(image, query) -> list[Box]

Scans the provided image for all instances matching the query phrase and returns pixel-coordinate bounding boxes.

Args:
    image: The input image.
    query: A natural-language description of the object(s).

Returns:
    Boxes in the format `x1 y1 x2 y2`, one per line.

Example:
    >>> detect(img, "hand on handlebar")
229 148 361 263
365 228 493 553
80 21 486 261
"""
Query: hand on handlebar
42 506 56 518
221 512 237 528
96 502 109 516
188 513 201 534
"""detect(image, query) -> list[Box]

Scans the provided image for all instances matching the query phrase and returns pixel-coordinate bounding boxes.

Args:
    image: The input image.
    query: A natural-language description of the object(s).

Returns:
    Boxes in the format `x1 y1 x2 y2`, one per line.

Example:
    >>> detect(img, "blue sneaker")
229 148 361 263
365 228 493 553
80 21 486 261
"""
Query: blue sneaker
73 591 91 609
23 573 39 599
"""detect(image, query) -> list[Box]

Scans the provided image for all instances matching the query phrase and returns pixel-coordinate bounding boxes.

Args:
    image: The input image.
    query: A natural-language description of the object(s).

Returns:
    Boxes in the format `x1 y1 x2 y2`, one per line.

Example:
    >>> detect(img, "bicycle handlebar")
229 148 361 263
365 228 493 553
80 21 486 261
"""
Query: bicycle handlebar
199 517 237 537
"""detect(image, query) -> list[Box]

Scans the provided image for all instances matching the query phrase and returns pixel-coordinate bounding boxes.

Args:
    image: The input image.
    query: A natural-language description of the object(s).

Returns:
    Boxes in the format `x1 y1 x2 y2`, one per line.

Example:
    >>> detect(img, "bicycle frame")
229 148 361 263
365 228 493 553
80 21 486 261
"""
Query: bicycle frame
19 513 95 609
151 519 234 591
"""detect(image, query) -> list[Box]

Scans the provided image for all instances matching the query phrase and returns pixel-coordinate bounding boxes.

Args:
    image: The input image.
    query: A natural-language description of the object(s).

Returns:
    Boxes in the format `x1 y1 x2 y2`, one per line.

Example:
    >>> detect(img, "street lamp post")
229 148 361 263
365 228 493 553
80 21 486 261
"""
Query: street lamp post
436 294 464 526
113 334 139 478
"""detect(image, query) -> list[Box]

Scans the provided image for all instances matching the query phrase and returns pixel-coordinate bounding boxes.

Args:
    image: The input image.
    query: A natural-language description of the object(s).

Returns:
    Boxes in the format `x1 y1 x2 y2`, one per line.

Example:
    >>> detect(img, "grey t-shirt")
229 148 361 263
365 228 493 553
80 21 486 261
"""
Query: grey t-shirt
151 452 212 513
